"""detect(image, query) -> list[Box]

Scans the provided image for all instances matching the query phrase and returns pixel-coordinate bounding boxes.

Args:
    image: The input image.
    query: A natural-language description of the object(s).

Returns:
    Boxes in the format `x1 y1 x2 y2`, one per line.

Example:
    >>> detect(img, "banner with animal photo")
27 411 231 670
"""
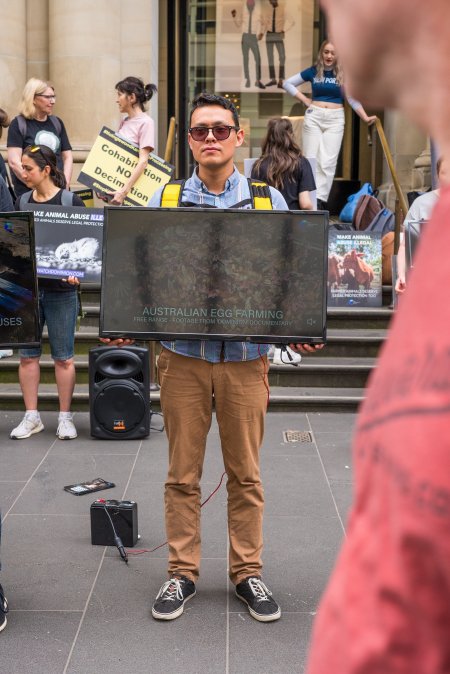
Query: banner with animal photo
24 204 104 284
328 227 382 307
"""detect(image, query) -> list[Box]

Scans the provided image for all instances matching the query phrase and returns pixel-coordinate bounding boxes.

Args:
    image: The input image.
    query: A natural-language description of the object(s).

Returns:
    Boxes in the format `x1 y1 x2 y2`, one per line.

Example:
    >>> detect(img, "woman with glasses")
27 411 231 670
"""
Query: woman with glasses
106 76 156 205
10 145 84 441
7 78 73 199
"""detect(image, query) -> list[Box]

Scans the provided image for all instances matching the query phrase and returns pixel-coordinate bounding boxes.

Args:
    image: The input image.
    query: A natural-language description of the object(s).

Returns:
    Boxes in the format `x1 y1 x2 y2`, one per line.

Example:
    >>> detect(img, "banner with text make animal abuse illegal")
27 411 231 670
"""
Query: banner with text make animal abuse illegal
78 126 174 206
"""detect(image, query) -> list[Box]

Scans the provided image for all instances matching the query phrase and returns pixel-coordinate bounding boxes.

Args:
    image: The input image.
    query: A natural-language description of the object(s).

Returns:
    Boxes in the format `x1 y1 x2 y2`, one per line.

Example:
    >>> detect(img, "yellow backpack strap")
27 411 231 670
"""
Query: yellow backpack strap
160 179 186 207
248 179 273 210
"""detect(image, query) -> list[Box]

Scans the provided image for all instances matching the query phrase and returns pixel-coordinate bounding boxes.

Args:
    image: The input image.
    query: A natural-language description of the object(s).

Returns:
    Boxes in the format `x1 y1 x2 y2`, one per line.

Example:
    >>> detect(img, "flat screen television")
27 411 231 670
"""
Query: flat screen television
405 219 426 273
0 212 40 347
100 207 328 344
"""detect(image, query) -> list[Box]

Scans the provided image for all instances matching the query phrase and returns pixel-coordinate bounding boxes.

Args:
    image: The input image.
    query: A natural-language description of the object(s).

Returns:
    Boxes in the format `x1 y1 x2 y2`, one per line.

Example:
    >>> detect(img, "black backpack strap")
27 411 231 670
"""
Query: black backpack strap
17 115 27 138
49 115 62 136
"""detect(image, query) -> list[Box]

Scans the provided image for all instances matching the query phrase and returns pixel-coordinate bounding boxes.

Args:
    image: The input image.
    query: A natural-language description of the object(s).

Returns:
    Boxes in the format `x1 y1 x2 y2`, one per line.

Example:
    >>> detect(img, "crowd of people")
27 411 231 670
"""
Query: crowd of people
1 7 448 663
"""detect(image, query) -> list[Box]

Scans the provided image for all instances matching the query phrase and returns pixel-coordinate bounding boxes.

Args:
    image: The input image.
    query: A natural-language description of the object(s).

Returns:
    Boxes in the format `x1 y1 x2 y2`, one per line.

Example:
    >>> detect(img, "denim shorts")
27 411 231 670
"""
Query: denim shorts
20 288 78 361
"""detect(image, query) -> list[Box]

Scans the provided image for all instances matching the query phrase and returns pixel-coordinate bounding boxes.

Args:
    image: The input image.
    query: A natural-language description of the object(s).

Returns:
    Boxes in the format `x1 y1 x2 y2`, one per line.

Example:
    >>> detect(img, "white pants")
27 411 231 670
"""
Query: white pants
302 105 345 202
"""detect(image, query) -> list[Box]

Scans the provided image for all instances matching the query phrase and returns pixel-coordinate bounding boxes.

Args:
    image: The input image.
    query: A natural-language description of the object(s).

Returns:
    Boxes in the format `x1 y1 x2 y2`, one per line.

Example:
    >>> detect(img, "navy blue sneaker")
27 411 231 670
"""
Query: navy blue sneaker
235 576 281 622
0 584 8 633
152 575 196 620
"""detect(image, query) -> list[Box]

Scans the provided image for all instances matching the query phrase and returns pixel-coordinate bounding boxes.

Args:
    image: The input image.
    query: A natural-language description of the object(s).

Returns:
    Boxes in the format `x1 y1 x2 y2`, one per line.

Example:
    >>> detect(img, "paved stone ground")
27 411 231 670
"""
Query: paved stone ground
0 409 355 674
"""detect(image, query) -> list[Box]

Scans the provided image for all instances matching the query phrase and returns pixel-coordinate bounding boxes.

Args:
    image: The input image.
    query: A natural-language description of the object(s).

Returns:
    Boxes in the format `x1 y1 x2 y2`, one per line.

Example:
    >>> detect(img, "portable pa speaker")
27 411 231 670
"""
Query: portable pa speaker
89 345 150 439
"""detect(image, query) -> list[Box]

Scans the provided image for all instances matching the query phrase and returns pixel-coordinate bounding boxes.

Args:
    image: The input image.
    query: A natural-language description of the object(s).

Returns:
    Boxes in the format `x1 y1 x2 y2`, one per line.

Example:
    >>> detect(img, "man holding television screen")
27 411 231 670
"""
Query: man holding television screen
144 92 323 622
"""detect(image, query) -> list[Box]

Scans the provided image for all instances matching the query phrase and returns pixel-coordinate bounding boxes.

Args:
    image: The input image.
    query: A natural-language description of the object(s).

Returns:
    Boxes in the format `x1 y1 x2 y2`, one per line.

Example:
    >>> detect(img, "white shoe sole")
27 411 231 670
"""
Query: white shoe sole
10 422 44 440
0 617 6 632
57 432 78 440
151 590 196 620
235 591 281 622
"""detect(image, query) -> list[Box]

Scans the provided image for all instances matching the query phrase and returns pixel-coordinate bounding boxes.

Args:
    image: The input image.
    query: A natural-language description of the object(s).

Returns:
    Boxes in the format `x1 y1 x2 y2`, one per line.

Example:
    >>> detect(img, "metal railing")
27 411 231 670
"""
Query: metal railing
370 118 408 254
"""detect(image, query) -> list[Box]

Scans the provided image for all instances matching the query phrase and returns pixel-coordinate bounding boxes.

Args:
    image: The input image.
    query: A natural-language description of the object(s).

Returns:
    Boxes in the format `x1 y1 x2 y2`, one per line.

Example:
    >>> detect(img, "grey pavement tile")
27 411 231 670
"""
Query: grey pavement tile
0 439 55 482
261 513 345 611
10 453 137 515
66 557 228 674
0 481 27 514
2 514 104 610
307 411 357 434
228 612 314 674
329 479 354 524
314 432 353 481
261 454 339 517
0 611 82 674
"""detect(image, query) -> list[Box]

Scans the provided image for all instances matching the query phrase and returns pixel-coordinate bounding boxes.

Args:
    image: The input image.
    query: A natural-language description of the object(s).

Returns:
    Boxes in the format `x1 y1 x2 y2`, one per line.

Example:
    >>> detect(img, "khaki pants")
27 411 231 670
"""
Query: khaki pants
158 348 268 585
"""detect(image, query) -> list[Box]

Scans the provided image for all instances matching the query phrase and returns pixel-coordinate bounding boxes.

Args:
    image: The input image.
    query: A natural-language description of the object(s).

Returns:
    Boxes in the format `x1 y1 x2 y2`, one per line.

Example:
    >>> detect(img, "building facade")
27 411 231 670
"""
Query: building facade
0 0 431 202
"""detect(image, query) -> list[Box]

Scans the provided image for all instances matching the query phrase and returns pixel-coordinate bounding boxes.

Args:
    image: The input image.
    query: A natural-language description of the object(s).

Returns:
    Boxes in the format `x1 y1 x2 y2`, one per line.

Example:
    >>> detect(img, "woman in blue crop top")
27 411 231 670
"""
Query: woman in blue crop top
283 41 376 209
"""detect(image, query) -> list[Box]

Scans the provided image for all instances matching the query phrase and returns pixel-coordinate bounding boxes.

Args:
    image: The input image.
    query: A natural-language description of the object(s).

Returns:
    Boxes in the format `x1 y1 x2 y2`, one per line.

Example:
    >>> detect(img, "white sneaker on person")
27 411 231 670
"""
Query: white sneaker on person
272 346 302 365
0 350 13 359
57 414 77 440
10 414 44 439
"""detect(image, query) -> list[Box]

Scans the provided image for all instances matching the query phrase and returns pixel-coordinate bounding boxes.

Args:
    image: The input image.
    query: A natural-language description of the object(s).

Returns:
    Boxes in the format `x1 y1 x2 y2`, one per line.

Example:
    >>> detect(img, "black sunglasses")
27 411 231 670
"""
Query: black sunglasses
188 125 239 141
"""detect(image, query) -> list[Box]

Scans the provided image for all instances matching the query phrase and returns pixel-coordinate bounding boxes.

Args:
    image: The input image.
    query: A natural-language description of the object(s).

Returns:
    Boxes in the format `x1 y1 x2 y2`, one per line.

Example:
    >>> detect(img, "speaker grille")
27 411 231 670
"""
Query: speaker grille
94 371 144 385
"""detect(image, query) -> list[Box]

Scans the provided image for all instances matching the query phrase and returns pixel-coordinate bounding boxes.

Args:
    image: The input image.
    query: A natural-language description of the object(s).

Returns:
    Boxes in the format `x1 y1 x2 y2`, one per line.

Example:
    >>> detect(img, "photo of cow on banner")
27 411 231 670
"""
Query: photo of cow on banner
327 227 382 307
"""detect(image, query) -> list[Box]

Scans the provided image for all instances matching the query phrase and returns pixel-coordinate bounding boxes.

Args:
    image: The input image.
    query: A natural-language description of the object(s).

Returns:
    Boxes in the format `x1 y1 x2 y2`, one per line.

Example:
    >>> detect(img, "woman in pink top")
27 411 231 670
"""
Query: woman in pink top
111 76 157 205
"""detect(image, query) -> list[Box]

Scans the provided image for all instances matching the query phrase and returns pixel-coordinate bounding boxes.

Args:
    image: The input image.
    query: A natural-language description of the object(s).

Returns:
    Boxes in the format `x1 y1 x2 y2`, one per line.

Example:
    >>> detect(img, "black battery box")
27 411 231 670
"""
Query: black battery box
90 499 138 547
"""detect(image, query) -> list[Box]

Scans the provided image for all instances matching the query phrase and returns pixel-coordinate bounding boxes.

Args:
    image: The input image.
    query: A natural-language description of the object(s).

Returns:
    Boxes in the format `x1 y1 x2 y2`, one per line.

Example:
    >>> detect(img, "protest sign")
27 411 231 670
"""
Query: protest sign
78 126 174 206
328 227 382 307
25 204 104 283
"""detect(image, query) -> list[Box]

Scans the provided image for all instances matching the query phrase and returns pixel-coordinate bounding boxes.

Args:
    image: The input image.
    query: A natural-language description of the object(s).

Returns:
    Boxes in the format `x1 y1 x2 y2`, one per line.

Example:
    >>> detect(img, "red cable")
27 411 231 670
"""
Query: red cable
126 471 227 556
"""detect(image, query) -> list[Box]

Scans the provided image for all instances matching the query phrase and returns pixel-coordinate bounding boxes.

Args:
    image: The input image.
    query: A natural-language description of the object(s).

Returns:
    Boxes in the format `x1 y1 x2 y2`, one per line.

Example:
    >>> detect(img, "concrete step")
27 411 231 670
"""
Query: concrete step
0 383 365 413
0 353 376 388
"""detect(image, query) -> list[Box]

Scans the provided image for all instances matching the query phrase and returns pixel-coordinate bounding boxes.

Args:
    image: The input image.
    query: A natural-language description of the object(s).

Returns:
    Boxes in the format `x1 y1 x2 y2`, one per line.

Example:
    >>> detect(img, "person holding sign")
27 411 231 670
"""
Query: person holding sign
145 93 324 624
106 76 156 206
7 78 73 199
10 145 84 441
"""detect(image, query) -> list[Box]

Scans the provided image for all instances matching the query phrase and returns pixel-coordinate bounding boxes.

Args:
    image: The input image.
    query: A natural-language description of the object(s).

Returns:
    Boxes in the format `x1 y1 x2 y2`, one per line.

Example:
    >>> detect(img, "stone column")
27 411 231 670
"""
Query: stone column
48 0 122 150
377 110 428 209
0 1 27 120
26 0 49 82
120 0 159 152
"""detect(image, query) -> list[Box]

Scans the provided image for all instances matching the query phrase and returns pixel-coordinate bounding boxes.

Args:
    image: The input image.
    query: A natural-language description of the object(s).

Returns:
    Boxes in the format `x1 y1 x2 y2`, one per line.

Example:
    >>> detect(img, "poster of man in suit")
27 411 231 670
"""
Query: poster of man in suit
215 0 313 93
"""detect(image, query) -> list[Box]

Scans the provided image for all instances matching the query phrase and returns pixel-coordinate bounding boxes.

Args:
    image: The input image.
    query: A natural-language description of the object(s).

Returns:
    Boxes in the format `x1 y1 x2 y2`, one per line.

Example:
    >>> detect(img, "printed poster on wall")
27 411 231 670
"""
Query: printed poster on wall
78 127 174 206
215 0 314 93
328 227 382 307
25 204 104 284
0 212 40 347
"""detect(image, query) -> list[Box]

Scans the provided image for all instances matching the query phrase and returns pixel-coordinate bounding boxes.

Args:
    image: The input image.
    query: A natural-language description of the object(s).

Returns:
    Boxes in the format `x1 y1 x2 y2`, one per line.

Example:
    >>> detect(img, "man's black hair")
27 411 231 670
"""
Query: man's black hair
189 92 240 129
